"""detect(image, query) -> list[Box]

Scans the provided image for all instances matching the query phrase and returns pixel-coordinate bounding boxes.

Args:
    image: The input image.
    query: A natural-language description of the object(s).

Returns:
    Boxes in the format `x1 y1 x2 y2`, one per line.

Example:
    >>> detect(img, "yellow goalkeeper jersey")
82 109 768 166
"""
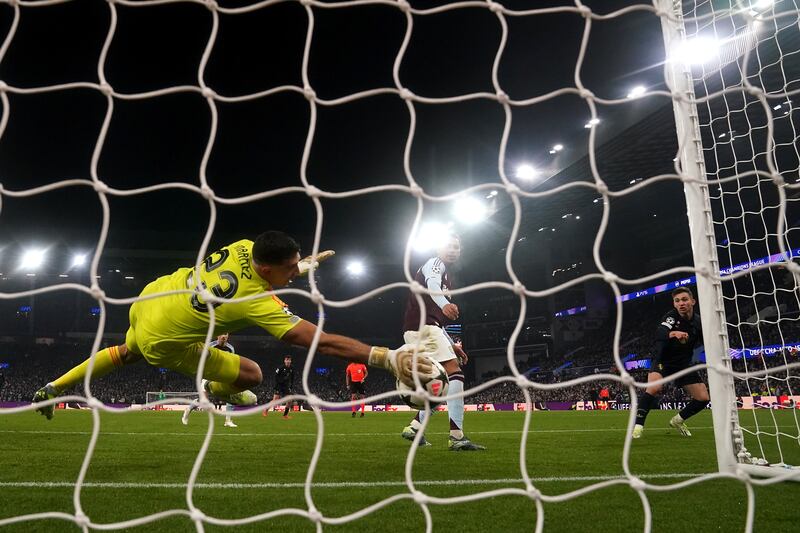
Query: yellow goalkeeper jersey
131 239 302 345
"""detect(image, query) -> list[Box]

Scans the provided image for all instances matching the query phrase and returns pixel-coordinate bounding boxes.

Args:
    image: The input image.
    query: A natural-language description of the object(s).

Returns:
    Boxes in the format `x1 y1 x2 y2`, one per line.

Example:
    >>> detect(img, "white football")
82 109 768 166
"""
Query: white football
396 358 449 409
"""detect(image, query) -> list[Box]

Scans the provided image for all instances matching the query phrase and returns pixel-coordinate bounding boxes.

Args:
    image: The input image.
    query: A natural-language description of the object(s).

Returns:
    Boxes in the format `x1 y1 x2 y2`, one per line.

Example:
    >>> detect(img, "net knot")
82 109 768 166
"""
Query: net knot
578 88 595 100
410 280 425 294
770 172 785 186
310 289 324 304
190 509 206 522
2 0 17 7
746 85 764 98
74 512 89 528
303 86 316 101
399 88 415 101
305 185 322 198
0 80 8 92
93 180 110 194
595 181 608 195
204 0 218 10
307 509 323 523
515 374 529 388
200 185 214 200
576 4 592 17
90 284 105 300
526 486 541 500
201 86 217 99
512 281 526 295
602 271 619 284
86 397 104 410
408 183 423 198
412 490 429 504
628 477 646 492
620 373 635 386
306 393 322 407
486 1 503 14
495 90 510 105
199 399 215 411
396 0 411 13
98 82 113 96
504 183 520 195
695 265 709 277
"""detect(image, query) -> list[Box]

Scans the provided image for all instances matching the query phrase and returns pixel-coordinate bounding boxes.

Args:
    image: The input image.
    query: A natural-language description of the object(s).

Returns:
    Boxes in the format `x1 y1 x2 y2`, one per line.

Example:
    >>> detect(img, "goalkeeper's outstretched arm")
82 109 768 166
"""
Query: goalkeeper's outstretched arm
281 320 437 387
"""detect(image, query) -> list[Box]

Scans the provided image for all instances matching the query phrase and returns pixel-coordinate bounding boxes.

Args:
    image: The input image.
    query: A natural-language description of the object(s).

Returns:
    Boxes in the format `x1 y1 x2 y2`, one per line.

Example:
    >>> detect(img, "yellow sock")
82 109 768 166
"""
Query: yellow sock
207 381 243 398
51 346 124 393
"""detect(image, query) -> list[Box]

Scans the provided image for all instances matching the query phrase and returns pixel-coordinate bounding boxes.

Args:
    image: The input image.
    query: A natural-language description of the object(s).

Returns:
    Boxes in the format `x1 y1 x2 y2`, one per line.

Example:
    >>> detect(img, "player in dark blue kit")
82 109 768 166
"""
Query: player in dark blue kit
632 287 709 438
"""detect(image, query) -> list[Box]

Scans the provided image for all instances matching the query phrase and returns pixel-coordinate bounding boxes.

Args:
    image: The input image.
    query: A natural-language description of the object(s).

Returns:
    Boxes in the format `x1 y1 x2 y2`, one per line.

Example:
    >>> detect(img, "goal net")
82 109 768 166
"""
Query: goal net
0 0 799 531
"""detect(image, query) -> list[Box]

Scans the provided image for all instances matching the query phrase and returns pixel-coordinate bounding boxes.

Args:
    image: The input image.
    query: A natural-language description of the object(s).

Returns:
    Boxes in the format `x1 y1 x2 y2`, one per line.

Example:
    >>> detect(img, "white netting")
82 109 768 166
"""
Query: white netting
685 0 800 469
0 0 799 532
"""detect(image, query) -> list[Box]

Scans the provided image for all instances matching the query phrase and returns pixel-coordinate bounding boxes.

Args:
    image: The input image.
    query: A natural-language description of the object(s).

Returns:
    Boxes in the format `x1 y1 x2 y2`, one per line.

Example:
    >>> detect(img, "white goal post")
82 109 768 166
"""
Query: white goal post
660 0 800 479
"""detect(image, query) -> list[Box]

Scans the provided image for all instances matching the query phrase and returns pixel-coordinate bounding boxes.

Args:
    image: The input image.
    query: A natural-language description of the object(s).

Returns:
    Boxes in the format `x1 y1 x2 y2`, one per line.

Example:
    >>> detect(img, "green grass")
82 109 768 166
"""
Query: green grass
0 409 798 532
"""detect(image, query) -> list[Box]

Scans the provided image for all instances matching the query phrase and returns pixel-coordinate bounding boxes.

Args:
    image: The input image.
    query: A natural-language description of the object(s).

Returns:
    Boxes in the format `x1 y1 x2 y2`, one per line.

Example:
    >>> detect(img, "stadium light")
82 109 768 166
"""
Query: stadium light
19 249 45 271
627 85 646 99
453 197 488 225
412 222 451 253
346 261 365 276
71 253 87 268
553 144 564 152
515 164 538 181
584 118 600 128
672 37 721 65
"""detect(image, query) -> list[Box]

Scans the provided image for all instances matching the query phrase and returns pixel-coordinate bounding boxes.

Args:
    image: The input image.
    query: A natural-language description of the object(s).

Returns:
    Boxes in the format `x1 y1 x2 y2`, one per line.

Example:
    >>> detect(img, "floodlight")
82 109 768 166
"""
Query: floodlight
19 249 45 271
515 164 537 181
412 222 450 253
627 86 646 99
346 261 365 276
71 254 87 268
672 37 721 65
453 197 487 225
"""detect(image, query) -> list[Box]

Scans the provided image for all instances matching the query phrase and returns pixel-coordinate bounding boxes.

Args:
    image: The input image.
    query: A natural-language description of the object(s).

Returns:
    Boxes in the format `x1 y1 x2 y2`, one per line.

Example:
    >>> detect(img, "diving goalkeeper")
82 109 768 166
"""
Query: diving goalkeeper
33 231 439 418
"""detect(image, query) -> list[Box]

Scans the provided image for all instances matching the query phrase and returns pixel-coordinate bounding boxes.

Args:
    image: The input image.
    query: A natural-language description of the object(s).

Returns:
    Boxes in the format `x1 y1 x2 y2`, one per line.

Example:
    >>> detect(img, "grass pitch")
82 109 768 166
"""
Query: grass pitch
0 408 798 532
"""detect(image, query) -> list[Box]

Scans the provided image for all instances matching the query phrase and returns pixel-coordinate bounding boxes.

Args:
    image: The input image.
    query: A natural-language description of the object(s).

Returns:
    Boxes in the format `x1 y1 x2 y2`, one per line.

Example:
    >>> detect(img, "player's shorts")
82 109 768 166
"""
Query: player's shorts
403 325 456 364
651 360 702 388
124 278 241 384
350 382 366 395
274 385 291 397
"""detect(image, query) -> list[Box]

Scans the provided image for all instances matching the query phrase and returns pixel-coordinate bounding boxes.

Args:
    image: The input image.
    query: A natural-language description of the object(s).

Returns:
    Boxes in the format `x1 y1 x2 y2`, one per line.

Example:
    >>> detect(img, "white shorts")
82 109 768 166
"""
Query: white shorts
404 325 456 364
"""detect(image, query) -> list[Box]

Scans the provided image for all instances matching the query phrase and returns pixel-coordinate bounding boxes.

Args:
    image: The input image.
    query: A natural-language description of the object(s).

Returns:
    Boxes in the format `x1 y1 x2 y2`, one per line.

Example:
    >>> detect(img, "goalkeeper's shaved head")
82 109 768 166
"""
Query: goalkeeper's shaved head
253 231 301 266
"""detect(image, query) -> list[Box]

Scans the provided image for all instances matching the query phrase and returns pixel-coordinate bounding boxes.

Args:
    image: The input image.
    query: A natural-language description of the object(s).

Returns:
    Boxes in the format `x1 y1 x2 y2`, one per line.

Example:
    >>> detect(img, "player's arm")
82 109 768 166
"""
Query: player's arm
281 320 438 387
345 367 351 389
422 259 458 319
363 366 368 380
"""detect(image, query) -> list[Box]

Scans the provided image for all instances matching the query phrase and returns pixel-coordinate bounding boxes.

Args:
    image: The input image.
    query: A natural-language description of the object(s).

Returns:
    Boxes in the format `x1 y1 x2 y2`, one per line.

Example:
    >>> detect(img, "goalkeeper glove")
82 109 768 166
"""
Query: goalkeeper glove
297 250 336 276
368 336 439 388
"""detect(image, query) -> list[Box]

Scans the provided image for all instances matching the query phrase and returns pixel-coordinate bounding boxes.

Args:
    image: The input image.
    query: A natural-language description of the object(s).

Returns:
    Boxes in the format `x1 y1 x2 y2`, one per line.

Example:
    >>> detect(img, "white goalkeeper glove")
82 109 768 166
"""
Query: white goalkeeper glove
368 340 438 388
297 250 336 276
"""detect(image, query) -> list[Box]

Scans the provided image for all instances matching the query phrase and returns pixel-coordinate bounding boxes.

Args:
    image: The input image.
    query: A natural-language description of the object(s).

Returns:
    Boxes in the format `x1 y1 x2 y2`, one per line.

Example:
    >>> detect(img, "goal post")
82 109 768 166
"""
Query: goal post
659 0 800 478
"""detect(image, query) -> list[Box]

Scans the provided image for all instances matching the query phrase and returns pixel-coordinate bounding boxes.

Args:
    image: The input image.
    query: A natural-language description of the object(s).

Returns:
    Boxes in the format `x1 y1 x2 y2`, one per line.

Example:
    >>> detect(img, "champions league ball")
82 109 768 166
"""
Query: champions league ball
396 359 449 409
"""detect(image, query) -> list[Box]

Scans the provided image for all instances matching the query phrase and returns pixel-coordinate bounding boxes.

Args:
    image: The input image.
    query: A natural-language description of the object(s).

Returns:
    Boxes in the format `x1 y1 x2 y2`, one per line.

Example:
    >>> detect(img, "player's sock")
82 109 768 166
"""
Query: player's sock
634 393 659 426
283 403 291 417
447 372 465 440
51 346 124 393
678 399 708 421
410 410 426 431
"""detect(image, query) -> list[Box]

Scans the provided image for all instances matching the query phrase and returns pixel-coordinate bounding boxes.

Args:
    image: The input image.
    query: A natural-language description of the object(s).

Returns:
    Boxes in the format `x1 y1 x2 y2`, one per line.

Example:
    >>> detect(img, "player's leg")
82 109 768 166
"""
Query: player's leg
359 389 365 417
351 390 357 417
176 345 261 425
224 404 237 428
33 329 143 420
264 393 281 416
633 371 665 438
669 376 709 437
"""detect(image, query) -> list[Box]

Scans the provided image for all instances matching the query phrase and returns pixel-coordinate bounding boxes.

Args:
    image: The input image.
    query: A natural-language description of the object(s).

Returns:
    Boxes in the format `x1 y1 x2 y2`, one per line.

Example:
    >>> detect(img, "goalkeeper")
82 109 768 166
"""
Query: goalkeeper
33 231 439 419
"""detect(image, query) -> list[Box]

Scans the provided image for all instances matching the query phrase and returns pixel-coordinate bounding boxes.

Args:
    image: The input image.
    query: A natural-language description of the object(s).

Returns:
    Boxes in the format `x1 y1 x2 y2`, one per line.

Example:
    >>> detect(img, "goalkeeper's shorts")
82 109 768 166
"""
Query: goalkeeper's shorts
403 325 456 364
124 280 241 384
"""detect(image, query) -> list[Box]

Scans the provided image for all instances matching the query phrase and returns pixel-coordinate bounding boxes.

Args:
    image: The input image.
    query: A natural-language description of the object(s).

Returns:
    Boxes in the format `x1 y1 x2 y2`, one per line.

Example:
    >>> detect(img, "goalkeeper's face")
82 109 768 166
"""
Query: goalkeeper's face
260 253 301 288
